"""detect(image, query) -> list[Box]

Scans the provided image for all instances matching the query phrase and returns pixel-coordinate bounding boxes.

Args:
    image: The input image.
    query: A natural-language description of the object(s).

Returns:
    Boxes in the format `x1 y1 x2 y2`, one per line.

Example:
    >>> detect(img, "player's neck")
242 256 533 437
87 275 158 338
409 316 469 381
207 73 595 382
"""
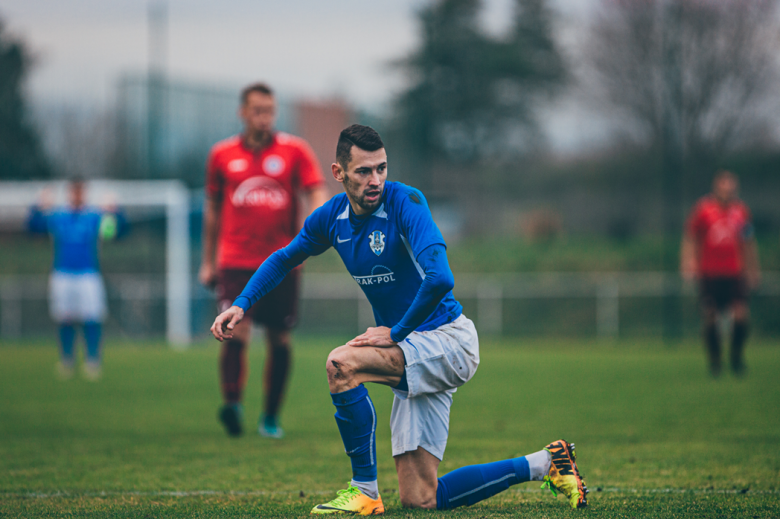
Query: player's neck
347 201 369 218
713 195 733 207
243 131 273 151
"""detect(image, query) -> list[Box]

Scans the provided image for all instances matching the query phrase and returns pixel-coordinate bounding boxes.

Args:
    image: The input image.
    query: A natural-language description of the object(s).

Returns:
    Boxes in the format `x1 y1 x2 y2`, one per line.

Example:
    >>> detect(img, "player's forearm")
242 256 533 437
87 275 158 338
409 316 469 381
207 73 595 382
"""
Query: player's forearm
680 235 697 273
114 210 129 239
27 206 48 234
390 244 454 343
233 237 311 311
744 240 760 274
99 210 129 241
201 198 220 265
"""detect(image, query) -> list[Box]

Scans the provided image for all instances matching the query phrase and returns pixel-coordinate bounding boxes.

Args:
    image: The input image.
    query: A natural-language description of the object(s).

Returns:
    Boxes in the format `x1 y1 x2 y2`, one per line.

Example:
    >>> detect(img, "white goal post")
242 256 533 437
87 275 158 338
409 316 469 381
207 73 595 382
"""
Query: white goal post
0 180 191 346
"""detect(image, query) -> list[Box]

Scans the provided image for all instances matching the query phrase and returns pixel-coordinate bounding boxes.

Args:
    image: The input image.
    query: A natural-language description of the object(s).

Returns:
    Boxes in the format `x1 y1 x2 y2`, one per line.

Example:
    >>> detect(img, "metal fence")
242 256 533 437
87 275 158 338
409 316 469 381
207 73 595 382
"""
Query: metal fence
1 272 779 341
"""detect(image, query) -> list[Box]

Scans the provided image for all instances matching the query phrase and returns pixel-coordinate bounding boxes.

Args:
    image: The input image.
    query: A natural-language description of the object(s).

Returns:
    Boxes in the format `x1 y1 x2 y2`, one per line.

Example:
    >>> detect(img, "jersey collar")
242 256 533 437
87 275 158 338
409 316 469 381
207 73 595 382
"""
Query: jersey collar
341 195 389 231
240 131 276 154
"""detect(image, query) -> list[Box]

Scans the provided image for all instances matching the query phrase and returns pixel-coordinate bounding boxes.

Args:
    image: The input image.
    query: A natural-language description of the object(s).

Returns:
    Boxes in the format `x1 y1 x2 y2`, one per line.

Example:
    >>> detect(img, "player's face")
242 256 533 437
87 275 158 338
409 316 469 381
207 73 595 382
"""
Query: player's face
240 92 276 139
69 182 85 209
713 174 738 203
336 146 387 215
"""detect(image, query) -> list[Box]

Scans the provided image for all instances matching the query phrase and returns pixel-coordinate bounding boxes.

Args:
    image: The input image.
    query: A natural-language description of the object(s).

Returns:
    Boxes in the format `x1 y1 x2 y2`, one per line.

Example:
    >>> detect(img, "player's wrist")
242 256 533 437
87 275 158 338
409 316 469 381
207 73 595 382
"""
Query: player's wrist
390 326 406 343
232 297 251 312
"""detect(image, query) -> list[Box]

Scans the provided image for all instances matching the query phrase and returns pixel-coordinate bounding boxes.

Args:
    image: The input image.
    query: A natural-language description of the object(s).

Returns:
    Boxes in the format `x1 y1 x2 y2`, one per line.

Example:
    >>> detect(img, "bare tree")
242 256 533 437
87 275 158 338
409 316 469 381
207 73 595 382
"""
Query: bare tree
582 0 780 169
34 105 120 179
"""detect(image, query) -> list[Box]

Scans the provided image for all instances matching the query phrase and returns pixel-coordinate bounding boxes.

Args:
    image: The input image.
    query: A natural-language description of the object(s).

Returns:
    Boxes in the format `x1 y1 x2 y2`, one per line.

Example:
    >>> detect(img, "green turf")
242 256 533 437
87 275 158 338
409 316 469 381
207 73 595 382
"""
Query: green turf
1 337 779 517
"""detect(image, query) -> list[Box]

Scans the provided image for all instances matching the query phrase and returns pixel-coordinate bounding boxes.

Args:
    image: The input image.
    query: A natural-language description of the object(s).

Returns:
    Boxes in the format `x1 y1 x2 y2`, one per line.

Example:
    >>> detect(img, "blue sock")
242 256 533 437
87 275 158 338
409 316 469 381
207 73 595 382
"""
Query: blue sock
331 384 377 482
58 324 76 363
436 456 531 510
83 322 102 363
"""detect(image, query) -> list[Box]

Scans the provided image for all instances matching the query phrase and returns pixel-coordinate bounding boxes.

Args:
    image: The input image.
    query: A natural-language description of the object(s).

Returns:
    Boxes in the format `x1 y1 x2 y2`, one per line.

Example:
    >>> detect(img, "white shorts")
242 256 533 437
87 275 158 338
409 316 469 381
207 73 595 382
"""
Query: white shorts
49 272 107 323
390 314 480 460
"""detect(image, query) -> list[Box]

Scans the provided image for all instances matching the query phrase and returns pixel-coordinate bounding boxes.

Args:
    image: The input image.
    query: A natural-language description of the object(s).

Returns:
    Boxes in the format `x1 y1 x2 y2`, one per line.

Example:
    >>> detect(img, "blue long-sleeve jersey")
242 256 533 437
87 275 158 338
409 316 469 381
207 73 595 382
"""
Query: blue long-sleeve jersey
27 206 127 274
234 181 462 342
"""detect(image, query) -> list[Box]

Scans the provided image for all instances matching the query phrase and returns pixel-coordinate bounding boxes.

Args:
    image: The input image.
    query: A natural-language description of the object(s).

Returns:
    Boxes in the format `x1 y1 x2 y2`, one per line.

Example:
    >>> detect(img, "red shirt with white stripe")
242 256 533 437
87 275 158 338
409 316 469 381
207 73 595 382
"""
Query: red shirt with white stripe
686 196 753 277
206 132 325 270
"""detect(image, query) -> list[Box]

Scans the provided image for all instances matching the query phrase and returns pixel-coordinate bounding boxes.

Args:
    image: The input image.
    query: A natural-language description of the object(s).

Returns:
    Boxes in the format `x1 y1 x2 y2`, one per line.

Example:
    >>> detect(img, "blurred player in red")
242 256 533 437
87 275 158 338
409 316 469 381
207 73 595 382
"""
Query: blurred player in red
681 170 761 377
200 83 328 437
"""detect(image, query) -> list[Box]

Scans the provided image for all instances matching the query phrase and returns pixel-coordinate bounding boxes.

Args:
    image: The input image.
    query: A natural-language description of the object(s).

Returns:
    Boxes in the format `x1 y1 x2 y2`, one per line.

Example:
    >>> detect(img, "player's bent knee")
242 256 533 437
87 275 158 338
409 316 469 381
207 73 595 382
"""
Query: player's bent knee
326 346 357 385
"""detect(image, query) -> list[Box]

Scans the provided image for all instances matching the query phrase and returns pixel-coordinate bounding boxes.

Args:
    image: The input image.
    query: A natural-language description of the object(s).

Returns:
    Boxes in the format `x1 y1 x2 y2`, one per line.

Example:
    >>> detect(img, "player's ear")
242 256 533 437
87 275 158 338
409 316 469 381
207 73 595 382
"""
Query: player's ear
331 163 345 183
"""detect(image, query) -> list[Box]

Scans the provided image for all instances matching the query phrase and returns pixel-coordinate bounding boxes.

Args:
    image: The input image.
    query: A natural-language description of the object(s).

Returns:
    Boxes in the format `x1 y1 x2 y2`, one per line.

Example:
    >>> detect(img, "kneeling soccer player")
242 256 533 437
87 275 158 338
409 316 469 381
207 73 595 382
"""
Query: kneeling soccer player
211 124 588 513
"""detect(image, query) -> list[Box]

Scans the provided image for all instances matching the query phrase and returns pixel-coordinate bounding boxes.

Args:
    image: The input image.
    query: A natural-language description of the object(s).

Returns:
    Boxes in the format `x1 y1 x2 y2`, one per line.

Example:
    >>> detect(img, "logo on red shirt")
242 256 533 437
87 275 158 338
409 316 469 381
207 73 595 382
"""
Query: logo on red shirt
262 155 286 176
227 158 248 173
231 176 289 210
706 219 737 246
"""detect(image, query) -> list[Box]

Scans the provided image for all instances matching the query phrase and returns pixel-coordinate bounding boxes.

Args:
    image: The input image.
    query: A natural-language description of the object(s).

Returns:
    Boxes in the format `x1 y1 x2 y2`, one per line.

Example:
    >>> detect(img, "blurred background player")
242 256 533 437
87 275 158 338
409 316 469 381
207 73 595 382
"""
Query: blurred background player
681 170 761 377
27 178 127 380
199 82 328 438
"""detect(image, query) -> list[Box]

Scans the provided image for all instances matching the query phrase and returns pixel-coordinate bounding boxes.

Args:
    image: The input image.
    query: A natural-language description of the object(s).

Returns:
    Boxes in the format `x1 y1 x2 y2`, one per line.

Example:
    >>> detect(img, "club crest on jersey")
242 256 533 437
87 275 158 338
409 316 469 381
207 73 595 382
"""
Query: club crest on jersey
369 230 385 256
262 155 285 176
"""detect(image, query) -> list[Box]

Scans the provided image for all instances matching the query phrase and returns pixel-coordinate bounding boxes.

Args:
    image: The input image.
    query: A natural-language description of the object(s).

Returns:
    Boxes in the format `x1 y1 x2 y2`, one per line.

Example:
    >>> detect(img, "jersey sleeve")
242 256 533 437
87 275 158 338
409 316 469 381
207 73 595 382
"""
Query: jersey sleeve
294 140 325 191
295 199 334 256
233 202 333 311
26 206 50 234
390 243 455 342
205 148 223 200
396 187 446 258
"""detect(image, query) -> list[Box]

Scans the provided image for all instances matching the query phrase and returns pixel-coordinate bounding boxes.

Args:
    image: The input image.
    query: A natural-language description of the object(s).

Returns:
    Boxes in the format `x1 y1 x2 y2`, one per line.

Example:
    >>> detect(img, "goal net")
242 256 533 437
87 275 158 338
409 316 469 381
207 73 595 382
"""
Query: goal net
0 180 191 346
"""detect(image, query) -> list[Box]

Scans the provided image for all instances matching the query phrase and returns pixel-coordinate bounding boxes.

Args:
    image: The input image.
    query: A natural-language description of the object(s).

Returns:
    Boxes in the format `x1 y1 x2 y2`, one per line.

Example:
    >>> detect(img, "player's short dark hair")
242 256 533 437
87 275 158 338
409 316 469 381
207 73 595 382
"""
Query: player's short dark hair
240 82 274 105
714 169 737 182
336 124 385 169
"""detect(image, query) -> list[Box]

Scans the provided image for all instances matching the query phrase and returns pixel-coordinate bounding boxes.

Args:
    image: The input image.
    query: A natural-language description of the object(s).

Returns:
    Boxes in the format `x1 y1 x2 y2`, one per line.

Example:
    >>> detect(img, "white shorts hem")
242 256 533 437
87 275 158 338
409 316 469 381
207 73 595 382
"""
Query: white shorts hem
391 442 446 461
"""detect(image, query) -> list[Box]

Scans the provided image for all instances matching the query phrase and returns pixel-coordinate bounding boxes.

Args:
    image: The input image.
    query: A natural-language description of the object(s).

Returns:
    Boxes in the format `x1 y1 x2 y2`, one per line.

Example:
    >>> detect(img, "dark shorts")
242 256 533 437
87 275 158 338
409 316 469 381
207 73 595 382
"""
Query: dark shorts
217 268 300 330
699 276 748 311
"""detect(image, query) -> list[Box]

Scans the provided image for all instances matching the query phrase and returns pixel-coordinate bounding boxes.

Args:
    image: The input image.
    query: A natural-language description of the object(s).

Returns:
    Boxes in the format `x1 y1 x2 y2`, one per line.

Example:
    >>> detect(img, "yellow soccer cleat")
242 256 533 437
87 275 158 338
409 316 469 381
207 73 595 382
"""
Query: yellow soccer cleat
311 484 385 515
541 439 589 509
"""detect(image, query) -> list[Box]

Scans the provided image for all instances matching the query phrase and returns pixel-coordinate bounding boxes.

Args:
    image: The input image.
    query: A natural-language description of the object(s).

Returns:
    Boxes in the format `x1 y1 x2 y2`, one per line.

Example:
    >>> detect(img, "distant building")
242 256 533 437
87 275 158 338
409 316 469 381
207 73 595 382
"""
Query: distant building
294 99 353 197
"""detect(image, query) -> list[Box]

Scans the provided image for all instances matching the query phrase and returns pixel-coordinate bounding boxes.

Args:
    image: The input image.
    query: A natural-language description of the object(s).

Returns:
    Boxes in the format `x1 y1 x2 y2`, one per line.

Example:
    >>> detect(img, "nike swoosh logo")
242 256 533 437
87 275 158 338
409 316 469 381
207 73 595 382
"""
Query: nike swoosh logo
337 236 351 243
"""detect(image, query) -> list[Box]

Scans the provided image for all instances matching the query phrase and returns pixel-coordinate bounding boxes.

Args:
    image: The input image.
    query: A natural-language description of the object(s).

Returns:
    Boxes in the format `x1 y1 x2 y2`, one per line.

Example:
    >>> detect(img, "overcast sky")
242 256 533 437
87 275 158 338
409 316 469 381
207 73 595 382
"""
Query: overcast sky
2 0 605 151
2 0 594 105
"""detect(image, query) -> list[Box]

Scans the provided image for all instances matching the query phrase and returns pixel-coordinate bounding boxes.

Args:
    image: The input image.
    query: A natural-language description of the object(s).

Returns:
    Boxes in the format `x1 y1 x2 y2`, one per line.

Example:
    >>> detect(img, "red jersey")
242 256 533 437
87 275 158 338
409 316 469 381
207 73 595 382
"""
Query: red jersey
206 132 325 270
686 196 753 277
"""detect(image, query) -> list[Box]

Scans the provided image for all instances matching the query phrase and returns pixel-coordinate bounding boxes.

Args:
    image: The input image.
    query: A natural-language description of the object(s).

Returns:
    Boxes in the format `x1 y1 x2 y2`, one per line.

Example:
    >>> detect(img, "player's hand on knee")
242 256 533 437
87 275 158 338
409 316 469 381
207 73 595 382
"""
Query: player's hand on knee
347 326 397 348
211 306 244 341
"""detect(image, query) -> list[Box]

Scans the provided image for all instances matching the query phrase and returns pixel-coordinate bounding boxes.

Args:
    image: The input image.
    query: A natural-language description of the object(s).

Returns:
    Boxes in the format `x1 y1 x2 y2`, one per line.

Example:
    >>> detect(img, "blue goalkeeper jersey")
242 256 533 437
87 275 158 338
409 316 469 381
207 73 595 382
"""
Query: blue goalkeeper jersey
27 206 126 274
235 181 462 338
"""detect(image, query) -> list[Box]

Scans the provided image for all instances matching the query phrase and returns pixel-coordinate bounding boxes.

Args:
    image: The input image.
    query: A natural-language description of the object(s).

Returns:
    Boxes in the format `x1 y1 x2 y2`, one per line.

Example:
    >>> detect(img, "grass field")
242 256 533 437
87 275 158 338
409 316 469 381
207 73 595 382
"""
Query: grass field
2 336 780 518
